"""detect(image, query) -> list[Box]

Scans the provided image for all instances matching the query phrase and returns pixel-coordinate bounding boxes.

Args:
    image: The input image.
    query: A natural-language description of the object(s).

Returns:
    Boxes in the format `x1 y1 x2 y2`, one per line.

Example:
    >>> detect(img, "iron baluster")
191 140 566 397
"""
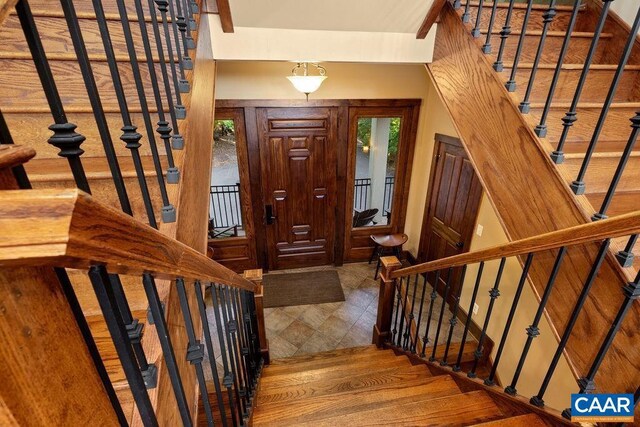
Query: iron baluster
89 266 157 426
420 270 440 358
519 0 558 113
493 0 517 72
471 0 485 38
551 0 614 164
469 257 506 378
166 0 190 96
153 0 186 120
148 0 185 148
15 0 90 194
430 267 453 362
535 0 582 138
505 0 535 92
397 277 410 348
441 265 467 366
571 6 640 195
482 0 499 53
231 288 252 394
59 0 132 213
93 0 158 228
531 240 610 407
391 281 402 344
411 274 428 353
240 289 259 394
142 274 193 426
594 112 640 220
195 282 229 426
453 0 461 10
461 0 472 23
453 262 484 372
485 253 534 386
176 279 214 426
403 275 420 351
616 234 638 268
210 284 240 427
505 247 567 396
175 0 194 71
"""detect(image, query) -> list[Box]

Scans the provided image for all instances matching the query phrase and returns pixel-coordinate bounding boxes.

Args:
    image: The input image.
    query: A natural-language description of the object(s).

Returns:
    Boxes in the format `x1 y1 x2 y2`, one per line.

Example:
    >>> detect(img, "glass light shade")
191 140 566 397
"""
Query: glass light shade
287 75 327 94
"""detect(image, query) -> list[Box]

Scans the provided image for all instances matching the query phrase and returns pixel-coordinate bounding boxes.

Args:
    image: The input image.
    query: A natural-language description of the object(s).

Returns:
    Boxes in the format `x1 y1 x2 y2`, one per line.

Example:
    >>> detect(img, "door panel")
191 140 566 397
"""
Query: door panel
257 107 337 269
419 134 483 300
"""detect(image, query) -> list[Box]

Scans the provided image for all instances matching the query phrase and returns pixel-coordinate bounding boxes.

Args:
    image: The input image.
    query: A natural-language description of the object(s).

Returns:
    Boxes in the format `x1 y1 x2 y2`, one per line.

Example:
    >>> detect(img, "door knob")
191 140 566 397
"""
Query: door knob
455 241 464 248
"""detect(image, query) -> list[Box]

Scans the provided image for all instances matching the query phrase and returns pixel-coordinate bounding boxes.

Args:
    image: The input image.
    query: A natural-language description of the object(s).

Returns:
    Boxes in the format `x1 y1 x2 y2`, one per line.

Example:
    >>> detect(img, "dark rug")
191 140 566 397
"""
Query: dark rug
262 270 345 308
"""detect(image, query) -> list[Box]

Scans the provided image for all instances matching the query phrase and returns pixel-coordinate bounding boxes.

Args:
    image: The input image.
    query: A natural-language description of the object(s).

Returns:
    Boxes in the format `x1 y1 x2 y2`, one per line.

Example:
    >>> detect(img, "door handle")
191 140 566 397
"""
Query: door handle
265 205 277 225
455 241 464 248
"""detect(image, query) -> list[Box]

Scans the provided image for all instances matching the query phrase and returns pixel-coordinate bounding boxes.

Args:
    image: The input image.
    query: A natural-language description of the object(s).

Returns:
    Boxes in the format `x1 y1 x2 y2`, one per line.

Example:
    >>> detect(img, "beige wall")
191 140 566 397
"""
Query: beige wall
216 61 576 409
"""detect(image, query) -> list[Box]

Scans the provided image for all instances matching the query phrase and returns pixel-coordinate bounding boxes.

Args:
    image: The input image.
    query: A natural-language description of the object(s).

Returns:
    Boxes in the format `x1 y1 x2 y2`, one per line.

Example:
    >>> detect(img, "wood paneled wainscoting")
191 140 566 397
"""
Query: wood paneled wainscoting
210 99 421 272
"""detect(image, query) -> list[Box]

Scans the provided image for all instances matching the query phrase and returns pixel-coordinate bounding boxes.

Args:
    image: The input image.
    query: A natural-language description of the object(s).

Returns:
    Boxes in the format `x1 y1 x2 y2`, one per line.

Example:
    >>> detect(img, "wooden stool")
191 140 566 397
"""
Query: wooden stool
369 233 408 279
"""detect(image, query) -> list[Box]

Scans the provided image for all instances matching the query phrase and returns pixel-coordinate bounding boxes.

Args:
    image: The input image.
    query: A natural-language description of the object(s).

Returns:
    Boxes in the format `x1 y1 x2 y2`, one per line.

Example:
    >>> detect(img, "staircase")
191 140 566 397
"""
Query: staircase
251 346 564 426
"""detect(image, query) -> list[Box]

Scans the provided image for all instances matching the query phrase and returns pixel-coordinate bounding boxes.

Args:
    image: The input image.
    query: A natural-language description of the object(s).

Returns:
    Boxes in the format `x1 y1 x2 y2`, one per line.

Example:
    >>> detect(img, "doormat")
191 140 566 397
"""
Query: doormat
262 270 345 308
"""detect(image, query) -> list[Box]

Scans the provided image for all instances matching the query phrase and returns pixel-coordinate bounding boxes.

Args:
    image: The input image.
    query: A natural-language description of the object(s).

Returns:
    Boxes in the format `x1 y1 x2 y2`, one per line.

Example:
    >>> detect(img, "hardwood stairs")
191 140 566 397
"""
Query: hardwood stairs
246 345 567 426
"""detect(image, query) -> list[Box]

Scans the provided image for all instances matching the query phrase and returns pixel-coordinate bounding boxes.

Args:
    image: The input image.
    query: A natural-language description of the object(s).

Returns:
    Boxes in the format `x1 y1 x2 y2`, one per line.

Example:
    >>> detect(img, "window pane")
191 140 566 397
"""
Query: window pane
353 117 400 228
209 119 245 238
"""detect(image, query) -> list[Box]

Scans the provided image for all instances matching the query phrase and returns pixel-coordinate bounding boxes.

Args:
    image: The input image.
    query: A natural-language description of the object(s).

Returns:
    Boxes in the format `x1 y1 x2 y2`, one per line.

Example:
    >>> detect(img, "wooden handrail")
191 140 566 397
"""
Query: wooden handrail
0 188 256 291
392 210 640 278
417 0 446 39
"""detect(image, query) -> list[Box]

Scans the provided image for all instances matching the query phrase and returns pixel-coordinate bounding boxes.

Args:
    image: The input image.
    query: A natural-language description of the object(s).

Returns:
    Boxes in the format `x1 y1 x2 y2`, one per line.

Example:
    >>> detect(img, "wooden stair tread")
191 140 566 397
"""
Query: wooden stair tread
262 348 397 376
563 154 640 193
471 413 549 426
259 357 413 390
253 375 461 425
269 344 378 365
292 390 504 427
257 364 433 406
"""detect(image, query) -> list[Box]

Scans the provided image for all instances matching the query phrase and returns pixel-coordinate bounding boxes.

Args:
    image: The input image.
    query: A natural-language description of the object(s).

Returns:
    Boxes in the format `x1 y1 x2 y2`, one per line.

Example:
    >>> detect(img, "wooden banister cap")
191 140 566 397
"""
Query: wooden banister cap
381 256 402 270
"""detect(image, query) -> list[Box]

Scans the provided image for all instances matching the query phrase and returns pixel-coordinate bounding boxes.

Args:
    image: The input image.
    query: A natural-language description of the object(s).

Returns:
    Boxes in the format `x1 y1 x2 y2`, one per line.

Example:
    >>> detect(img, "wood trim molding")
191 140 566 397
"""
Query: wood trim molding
0 188 257 291
215 99 422 109
393 209 640 278
215 0 233 32
416 0 446 39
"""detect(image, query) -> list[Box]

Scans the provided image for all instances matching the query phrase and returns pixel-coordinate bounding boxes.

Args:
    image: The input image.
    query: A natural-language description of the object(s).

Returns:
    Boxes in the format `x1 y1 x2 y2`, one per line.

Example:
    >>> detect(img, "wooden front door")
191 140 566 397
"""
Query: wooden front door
257 107 338 270
418 134 483 300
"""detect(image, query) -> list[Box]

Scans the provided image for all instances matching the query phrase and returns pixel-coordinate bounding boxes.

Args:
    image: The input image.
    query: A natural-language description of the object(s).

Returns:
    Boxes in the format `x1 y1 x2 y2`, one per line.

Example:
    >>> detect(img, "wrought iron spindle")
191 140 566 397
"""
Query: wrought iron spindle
16 0 91 194
505 0 535 92
89 266 157 426
175 0 194 71
482 0 499 53
397 277 410 348
420 270 440 358
531 240 610 407
176 279 214 426
430 267 453 362
194 281 228 426
493 0 517 72
519 0 558 113
231 288 252 396
570 6 640 196
143 274 192 426
148 0 185 148
167 0 191 92
461 0 472 23
469 257 505 378
116 0 178 223
411 274 428 353
93 0 157 227
210 284 241 427
617 234 638 268
154 0 186 119
471 0 485 38
391 282 402 344
240 289 258 395
133 0 180 185
59 0 133 213
485 253 534 386
190 0 199 15
535 0 582 137
403 275 419 350
551 0 614 164
185 0 197 30
594 111 640 220
505 247 567 395
453 262 484 372
441 265 467 366
453 0 461 10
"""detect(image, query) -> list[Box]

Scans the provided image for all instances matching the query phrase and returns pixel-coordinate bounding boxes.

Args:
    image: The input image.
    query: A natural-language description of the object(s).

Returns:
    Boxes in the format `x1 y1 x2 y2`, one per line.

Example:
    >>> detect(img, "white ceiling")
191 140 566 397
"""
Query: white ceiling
230 0 432 34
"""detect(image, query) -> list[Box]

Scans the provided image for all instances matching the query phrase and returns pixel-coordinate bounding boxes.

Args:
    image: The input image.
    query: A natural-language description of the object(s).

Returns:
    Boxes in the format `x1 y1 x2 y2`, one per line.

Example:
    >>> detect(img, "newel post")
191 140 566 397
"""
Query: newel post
373 256 402 347
244 269 270 365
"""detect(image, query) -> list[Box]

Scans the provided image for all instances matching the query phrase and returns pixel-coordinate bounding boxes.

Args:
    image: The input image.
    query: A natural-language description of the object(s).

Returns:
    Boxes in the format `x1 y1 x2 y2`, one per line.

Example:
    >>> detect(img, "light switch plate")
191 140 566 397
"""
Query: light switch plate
476 224 484 237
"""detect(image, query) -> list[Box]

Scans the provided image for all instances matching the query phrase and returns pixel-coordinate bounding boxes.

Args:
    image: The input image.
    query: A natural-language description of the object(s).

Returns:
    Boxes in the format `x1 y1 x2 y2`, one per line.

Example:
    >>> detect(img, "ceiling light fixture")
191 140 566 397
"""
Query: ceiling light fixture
287 62 327 100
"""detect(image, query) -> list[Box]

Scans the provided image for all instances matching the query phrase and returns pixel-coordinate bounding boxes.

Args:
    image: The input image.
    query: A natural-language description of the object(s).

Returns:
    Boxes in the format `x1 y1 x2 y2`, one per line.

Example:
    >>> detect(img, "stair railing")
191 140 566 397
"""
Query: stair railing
374 210 640 418
452 0 640 266
0 183 268 426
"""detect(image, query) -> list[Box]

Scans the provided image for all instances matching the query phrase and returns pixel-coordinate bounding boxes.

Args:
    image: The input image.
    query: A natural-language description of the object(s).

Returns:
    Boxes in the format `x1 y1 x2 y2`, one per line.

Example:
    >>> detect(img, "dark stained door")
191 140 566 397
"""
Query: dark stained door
257 107 338 270
418 134 483 300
